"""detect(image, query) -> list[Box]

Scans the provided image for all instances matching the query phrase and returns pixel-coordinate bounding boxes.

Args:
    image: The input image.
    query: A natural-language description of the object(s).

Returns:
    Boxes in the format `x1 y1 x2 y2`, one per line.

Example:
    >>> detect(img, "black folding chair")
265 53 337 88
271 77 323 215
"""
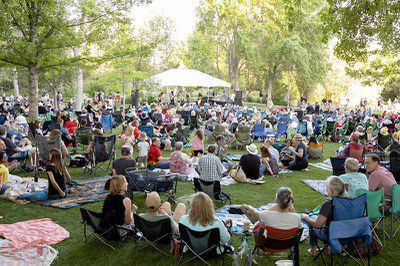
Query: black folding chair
193 178 231 204
84 135 116 175
178 223 233 265
80 208 131 250
133 213 173 256
330 157 346 176
377 133 392 152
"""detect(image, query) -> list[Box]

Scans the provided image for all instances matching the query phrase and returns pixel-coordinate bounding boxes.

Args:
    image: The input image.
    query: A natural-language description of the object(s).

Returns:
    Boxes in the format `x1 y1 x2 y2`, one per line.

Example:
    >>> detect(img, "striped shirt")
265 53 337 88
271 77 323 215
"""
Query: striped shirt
197 153 224 182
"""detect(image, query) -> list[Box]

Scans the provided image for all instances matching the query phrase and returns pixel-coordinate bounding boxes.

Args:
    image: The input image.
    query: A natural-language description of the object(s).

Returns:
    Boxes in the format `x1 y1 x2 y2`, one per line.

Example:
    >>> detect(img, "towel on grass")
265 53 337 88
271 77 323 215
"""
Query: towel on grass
302 179 328 196
0 218 69 251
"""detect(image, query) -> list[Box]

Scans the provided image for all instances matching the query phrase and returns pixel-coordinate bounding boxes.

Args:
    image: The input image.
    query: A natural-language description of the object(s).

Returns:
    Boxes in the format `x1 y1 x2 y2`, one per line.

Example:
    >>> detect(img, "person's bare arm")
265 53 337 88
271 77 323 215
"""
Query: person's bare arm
123 198 133 224
112 169 117 177
64 167 71 183
301 214 327 229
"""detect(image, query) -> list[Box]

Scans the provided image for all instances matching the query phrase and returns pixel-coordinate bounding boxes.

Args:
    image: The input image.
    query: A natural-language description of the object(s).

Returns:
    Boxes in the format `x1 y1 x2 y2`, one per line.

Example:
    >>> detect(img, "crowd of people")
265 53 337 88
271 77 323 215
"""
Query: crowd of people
0 91 399 262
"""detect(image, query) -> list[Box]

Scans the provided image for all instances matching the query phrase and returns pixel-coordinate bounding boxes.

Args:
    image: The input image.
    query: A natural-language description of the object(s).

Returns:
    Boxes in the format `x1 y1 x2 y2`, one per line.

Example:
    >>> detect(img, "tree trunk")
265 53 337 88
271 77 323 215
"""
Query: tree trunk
28 65 39 121
267 65 278 108
12 68 19 98
73 47 84 111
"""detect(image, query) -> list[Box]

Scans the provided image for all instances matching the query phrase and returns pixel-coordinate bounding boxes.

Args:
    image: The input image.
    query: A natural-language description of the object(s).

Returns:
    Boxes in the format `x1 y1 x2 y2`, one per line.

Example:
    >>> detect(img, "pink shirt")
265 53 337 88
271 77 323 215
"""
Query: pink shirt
192 135 204 151
369 166 396 209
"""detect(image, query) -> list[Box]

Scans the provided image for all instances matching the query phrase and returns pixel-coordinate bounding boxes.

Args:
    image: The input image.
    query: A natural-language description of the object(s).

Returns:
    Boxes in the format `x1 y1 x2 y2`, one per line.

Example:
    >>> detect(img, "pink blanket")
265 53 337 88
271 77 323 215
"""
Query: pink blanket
0 218 69 251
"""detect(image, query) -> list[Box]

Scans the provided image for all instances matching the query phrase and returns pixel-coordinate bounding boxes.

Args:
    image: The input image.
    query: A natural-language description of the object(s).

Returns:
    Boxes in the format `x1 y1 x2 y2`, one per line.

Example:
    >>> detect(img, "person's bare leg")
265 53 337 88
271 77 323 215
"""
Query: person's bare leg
172 203 186 224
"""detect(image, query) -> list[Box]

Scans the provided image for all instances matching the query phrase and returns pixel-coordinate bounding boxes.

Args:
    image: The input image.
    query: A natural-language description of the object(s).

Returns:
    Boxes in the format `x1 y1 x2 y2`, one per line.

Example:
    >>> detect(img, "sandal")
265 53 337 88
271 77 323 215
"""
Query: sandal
307 248 319 257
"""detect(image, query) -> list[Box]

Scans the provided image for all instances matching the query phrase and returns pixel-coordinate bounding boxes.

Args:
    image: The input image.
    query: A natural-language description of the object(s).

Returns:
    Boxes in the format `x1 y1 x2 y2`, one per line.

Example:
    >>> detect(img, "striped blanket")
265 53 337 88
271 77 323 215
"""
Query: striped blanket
302 179 328 196
34 176 110 209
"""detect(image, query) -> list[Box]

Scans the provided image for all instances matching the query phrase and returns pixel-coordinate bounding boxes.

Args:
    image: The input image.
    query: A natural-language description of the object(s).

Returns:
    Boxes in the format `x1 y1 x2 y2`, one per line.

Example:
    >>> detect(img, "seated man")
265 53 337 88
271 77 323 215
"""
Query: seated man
139 192 186 234
239 144 261 180
215 135 228 161
147 137 170 170
366 153 396 210
197 145 224 183
339 157 368 198
112 147 136 176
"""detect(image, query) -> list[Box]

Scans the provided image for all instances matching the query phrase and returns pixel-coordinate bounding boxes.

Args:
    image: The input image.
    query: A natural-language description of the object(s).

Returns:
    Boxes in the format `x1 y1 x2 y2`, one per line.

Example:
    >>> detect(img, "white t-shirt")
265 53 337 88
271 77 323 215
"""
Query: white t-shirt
259 210 301 229
137 141 150 157
121 134 135 150
268 147 280 162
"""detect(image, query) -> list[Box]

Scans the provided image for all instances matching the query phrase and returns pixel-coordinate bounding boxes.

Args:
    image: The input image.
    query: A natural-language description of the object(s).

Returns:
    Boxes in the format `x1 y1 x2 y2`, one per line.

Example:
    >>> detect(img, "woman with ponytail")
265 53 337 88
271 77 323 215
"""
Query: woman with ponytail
301 176 347 256
241 187 301 229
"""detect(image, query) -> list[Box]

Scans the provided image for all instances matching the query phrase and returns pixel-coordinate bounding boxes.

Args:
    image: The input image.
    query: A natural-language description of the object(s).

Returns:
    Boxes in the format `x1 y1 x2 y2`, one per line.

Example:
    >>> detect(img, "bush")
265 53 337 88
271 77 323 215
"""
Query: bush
246 91 260 102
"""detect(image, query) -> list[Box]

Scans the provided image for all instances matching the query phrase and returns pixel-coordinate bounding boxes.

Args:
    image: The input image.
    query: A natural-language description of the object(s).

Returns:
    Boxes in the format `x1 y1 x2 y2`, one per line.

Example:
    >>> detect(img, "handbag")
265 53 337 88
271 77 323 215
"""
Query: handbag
229 165 247 183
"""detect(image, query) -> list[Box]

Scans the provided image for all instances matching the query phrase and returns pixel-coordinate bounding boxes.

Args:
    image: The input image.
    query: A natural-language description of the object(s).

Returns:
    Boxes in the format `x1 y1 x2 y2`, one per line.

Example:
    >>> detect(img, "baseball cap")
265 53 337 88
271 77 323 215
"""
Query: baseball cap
145 192 162 210
121 147 132 156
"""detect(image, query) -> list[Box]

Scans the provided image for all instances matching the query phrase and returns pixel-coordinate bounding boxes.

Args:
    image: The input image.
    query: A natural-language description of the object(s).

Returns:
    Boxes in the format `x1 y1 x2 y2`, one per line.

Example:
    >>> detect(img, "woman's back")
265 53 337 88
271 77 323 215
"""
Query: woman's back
102 194 126 225
259 210 301 229
46 164 65 196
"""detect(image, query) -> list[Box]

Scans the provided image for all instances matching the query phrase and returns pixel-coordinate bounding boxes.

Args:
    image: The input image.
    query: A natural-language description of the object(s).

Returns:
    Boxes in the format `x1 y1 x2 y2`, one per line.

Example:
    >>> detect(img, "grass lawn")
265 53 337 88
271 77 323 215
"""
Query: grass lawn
0 134 397 265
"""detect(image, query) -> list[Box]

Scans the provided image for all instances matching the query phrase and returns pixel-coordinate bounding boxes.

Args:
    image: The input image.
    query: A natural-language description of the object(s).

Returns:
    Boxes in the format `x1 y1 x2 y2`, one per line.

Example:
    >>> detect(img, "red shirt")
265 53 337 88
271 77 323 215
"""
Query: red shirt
148 144 162 165
133 127 140 139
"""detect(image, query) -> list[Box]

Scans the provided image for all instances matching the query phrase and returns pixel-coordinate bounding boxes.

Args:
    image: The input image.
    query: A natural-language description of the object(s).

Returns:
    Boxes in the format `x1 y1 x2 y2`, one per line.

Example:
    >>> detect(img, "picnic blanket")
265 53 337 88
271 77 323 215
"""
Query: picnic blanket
24 176 110 209
309 158 332 172
215 204 309 241
226 154 242 161
0 239 58 265
0 218 69 251
1 175 47 201
302 179 328 196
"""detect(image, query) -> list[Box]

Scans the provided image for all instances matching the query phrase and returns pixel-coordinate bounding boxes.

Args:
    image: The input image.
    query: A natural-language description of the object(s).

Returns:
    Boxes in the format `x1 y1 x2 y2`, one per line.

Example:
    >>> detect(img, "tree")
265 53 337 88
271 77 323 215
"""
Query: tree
0 0 150 120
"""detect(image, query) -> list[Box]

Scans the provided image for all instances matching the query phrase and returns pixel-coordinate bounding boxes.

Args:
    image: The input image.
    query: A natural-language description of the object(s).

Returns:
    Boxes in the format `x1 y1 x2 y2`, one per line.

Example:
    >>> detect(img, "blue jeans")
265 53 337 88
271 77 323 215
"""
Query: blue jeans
148 162 170 170
259 163 267 177
309 226 328 247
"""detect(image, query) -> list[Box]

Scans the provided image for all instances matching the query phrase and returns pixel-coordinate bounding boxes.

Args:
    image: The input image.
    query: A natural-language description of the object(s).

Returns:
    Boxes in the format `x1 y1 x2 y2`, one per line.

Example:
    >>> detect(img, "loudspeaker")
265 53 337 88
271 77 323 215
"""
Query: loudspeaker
234 90 243 106
131 90 139 107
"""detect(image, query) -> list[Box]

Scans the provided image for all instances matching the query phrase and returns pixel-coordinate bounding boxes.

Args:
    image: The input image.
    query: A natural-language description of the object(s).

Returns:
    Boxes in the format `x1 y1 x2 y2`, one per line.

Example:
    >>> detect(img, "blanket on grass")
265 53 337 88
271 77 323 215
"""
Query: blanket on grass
309 158 333 172
302 179 328 196
23 176 110 209
0 218 69 251
0 239 58 265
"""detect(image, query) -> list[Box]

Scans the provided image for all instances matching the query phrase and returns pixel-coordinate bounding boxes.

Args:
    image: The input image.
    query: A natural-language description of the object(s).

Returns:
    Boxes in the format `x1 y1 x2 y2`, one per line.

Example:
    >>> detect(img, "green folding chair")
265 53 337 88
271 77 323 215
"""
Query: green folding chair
386 184 400 237
356 188 388 246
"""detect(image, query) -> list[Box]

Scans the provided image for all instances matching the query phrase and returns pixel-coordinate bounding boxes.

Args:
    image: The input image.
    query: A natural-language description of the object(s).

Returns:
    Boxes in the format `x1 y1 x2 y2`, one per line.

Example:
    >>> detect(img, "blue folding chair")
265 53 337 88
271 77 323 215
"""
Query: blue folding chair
252 123 267 140
101 113 113 133
296 120 308 137
275 121 288 141
139 125 154 139
310 194 372 265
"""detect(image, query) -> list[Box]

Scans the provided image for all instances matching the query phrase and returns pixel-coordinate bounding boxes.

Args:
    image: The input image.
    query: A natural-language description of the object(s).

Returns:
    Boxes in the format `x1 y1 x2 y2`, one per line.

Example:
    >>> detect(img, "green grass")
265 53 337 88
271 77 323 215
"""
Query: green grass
0 136 397 265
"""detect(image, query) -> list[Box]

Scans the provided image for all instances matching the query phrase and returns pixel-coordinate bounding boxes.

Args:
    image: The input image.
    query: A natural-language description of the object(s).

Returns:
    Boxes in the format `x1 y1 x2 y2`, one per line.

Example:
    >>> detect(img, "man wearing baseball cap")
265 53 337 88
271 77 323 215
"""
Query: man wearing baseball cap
139 192 186 234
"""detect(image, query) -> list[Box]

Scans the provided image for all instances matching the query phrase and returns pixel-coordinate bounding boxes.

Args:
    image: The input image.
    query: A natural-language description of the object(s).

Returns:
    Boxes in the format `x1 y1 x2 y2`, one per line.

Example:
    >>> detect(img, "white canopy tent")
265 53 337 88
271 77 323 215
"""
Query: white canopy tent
150 68 231 88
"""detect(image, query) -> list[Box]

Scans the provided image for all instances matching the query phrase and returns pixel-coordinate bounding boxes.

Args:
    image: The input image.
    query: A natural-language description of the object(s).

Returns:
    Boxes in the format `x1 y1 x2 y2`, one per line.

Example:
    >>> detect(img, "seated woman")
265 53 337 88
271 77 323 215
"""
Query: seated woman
170 141 192 175
287 134 308 171
242 187 301 228
260 145 279 177
139 192 186 234
179 192 231 254
46 148 72 199
280 139 295 167
301 176 347 256
102 175 137 232
307 136 324 159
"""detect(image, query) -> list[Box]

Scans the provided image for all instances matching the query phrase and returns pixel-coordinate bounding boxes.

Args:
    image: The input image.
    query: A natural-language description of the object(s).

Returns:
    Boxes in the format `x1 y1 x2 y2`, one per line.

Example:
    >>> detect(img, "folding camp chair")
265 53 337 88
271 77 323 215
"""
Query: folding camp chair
113 111 124 127
356 189 388 247
377 133 391 152
275 121 288 141
345 119 356 136
75 128 92 153
387 184 400 237
139 125 154 139
85 135 116 175
252 224 303 266
309 194 371 266
101 113 113 133
178 223 233 265
6 148 31 173
330 157 346 176
124 168 178 197
296 120 308 138
193 178 231 204
35 135 62 166
390 152 400 182
323 120 336 141
209 124 225 142
231 125 252 149
133 213 173 256
80 208 131 250
252 123 267 141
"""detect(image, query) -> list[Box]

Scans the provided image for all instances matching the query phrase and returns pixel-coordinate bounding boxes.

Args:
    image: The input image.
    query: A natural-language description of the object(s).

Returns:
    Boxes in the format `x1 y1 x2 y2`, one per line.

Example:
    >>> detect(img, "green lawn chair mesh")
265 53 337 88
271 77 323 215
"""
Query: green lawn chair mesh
230 125 252 149
75 128 92 153
387 184 400 237
208 124 226 142
356 188 389 247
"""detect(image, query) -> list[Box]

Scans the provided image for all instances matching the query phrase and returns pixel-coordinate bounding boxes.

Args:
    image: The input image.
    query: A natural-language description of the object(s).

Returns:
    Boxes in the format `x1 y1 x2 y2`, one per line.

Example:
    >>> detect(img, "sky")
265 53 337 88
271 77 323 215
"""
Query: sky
130 0 201 42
